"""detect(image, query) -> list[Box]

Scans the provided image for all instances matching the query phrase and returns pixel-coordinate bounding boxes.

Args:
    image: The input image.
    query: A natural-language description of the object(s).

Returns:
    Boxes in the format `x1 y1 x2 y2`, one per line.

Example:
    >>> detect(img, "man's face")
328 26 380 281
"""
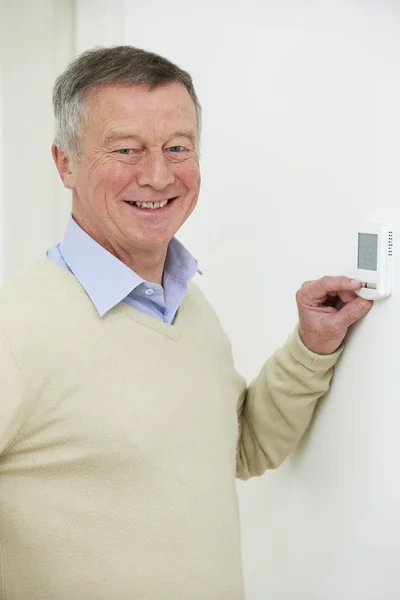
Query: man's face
57 82 200 257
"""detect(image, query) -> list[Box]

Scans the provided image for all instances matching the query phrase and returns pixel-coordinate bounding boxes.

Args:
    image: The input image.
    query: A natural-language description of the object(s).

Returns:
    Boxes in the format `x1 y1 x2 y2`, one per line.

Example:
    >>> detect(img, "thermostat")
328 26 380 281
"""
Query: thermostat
355 223 393 300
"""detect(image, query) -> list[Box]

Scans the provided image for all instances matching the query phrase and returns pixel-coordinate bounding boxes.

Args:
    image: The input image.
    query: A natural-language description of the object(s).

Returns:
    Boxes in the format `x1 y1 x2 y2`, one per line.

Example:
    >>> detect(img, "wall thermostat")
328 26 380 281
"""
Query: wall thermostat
355 223 393 300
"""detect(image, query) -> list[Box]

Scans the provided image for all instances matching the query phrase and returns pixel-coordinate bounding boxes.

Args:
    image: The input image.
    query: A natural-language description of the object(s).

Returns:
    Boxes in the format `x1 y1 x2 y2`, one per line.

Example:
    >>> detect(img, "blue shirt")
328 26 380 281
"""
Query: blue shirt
47 216 199 324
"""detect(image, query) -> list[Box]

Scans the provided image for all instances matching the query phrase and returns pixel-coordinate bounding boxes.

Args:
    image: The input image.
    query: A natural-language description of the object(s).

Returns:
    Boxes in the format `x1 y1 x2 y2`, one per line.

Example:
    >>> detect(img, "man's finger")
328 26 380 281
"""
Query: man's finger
337 290 359 303
300 276 362 303
318 275 362 293
333 297 373 328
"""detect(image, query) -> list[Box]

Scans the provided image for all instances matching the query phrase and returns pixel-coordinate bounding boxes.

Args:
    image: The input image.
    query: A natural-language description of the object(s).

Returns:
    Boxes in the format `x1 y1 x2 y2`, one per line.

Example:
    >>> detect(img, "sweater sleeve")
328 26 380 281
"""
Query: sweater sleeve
236 327 342 480
0 333 26 454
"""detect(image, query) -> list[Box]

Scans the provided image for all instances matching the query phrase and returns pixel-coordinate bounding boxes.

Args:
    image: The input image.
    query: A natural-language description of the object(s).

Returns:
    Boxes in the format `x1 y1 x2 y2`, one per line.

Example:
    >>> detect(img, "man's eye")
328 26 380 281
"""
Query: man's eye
117 149 133 155
169 146 185 153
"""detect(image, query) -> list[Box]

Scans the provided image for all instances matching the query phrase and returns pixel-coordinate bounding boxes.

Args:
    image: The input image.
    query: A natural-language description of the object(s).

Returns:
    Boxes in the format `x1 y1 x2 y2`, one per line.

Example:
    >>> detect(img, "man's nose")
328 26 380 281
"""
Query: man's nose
136 151 175 190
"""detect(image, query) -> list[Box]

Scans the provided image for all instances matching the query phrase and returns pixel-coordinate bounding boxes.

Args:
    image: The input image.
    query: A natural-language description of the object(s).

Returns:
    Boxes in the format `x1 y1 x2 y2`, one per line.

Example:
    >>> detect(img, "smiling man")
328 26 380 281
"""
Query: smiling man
0 46 372 600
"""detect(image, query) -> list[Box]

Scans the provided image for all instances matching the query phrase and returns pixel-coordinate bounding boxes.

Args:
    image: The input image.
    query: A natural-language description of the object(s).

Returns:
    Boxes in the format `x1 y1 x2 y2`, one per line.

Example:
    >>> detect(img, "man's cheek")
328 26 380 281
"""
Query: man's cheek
180 160 201 187
103 164 134 192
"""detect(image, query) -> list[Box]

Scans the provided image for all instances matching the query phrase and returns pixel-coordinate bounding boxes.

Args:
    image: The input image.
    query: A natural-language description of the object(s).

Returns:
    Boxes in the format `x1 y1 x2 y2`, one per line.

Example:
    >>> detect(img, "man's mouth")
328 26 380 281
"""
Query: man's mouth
124 197 177 210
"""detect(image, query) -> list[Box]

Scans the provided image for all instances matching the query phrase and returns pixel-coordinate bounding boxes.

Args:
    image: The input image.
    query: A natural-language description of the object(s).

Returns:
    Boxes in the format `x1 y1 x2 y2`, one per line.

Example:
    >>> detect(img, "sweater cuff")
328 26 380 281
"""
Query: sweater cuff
285 326 344 373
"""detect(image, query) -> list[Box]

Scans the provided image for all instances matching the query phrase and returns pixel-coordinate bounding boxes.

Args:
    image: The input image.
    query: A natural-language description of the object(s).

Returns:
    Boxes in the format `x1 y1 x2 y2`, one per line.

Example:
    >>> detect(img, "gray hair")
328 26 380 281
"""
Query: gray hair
52 45 201 159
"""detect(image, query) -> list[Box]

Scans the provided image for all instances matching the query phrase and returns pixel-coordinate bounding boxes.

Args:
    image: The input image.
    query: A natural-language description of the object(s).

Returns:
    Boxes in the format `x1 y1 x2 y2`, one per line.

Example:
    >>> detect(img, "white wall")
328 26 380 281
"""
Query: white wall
70 1 400 597
0 0 73 282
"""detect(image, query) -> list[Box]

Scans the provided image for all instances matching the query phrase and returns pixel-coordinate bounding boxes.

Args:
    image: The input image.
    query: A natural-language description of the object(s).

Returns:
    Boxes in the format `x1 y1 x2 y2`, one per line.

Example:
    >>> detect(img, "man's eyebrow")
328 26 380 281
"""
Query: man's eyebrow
168 131 196 144
104 132 141 144
104 131 197 144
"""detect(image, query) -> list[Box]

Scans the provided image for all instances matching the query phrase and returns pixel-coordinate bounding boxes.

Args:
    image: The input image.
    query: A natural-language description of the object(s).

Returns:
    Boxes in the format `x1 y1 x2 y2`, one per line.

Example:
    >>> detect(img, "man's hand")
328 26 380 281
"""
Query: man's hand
296 276 373 355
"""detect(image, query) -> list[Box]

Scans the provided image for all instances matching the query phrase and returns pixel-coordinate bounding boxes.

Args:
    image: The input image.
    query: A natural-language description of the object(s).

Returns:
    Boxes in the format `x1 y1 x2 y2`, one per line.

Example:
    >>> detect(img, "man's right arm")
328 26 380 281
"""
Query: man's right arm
0 333 26 454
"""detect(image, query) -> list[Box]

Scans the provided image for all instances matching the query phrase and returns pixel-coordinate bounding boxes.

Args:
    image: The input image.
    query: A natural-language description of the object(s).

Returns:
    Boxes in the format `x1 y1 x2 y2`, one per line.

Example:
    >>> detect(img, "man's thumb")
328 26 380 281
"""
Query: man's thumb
334 297 373 329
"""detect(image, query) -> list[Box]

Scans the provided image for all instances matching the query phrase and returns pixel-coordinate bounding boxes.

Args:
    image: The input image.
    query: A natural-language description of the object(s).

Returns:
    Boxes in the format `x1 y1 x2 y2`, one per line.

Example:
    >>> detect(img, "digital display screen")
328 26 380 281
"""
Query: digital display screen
358 233 378 271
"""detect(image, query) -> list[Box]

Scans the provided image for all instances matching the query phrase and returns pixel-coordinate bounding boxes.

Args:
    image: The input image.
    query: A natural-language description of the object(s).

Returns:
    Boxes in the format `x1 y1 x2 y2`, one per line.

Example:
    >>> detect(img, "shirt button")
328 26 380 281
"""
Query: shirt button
144 288 155 296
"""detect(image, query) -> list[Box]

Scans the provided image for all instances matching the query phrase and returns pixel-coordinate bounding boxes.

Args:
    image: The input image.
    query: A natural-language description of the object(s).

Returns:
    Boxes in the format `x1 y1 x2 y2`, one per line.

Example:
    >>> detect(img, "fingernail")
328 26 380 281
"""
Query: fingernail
351 279 361 286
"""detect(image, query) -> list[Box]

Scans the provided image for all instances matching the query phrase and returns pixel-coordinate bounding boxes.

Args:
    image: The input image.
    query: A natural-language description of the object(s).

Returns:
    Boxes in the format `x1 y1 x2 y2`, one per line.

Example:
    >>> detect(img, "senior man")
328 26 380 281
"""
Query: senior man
0 46 371 599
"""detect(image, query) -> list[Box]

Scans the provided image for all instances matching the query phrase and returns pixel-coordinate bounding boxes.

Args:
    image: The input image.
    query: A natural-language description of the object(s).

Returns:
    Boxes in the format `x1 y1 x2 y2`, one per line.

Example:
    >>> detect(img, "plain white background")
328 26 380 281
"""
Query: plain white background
2 1 400 598
0 0 73 281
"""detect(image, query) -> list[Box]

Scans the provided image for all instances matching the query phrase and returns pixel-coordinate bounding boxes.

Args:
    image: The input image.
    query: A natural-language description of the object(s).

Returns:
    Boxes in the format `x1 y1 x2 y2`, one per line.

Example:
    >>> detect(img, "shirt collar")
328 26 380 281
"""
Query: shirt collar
60 215 199 317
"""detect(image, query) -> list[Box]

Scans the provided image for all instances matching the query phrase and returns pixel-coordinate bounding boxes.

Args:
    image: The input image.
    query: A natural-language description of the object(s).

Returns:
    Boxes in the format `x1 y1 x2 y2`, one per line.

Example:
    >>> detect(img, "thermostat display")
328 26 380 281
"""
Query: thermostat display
358 233 378 271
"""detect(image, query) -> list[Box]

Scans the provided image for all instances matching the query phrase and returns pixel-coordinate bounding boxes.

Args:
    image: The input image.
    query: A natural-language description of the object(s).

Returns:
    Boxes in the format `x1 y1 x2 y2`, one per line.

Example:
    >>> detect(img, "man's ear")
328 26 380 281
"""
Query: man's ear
52 144 77 189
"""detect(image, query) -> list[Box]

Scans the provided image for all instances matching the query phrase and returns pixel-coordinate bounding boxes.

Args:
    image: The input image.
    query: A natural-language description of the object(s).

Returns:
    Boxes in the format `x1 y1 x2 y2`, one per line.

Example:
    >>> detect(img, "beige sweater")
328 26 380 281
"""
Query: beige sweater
0 258 340 600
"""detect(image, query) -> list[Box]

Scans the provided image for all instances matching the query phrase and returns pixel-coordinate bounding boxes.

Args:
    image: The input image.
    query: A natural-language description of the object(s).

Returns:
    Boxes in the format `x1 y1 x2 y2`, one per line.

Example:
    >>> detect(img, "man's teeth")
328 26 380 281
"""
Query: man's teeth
127 199 170 209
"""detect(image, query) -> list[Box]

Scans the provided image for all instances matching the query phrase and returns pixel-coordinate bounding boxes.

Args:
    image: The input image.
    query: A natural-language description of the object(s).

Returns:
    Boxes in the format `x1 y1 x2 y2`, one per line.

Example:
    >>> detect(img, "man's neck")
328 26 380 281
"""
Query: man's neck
122 253 166 285
71 212 168 285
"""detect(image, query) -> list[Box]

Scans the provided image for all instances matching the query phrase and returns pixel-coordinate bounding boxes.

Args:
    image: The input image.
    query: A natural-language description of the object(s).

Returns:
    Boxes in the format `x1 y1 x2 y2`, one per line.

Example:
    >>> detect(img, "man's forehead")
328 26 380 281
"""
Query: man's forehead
87 83 197 139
